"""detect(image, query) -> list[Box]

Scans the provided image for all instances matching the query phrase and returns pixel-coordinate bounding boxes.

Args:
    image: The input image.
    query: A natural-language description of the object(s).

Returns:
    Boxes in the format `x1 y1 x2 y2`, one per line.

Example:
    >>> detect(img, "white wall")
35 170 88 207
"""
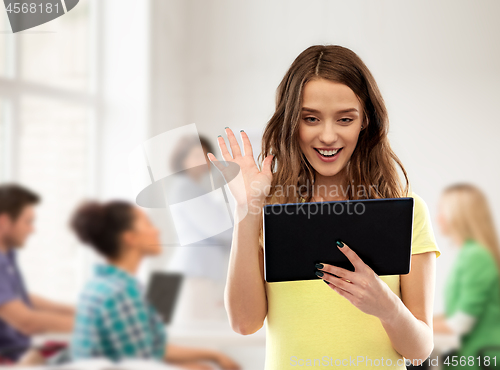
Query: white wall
99 0 150 200
77 0 152 286
149 0 500 313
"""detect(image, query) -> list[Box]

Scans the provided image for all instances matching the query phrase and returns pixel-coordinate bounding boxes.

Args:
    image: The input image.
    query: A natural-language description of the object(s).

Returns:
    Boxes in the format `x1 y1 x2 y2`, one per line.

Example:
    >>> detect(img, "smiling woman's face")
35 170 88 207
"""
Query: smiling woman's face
298 78 365 180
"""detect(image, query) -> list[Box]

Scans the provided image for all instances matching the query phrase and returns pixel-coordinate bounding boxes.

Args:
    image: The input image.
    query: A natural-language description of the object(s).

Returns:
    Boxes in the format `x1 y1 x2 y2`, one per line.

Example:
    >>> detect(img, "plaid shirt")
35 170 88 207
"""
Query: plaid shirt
70 264 166 362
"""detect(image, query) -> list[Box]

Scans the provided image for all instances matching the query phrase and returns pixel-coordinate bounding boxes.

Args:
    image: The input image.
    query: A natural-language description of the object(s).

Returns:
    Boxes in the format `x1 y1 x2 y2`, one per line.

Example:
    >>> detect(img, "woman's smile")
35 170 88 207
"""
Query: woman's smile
314 147 343 162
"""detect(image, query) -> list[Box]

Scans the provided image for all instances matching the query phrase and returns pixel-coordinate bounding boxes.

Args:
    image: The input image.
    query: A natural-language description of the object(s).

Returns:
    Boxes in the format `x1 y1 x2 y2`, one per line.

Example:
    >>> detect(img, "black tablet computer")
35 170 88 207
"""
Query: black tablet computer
263 197 414 283
146 272 184 324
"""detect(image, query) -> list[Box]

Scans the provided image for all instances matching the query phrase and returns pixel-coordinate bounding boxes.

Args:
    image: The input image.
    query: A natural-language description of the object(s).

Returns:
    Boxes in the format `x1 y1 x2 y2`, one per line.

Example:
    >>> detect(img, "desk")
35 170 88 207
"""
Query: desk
166 319 266 347
14 359 185 370
33 319 267 347
35 325 454 370
33 320 267 370
167 319 266 369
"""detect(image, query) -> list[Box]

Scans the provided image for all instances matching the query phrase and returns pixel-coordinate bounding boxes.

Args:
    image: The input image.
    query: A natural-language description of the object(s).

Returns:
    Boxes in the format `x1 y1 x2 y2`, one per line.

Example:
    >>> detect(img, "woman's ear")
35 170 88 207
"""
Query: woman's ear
120 229 136 250
362 116 369 130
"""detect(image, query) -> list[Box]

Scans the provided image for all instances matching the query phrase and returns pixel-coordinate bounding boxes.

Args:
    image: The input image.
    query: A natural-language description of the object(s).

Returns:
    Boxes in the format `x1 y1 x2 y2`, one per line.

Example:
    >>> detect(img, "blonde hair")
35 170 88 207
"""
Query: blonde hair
440 183 500 274
257 44 411 249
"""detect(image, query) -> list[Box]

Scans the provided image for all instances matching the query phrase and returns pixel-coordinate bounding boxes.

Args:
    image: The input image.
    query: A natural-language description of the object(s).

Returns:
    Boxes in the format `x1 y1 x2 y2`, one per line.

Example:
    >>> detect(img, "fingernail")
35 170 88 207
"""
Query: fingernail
336 240 344 248
315 270 324 277
315 263 324 269
224 126 229 129
240 129 244 132
218 135 222 137
324 280 330 285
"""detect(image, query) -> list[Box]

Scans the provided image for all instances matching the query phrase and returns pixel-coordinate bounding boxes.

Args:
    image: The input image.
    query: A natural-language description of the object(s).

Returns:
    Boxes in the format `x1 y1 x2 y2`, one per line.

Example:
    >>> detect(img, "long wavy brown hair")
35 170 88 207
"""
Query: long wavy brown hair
440 183 500 278
256 44 411 248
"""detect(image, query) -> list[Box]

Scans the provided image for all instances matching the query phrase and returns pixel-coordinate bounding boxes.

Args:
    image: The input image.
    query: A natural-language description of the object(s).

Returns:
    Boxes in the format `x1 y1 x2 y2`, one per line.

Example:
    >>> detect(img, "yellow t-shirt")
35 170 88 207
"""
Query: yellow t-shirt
263 191 441 369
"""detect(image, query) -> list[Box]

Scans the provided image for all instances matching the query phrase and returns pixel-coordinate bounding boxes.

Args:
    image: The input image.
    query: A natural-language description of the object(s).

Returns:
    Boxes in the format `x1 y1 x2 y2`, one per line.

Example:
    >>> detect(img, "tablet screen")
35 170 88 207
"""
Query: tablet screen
263 197 414 282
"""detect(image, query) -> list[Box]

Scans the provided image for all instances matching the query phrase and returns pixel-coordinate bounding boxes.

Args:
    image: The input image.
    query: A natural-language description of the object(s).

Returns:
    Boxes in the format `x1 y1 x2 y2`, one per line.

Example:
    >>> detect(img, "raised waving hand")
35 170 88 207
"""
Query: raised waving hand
207 127 274 217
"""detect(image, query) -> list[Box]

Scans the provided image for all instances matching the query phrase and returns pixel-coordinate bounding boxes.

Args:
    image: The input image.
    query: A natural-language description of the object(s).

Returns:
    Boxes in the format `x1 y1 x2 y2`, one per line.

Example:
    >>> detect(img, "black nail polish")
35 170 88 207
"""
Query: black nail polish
336 240 344 248
224 126 229 129
240 129 244 132
315 263 324 269
217 135 222 137
315 270 324 277
324 280 330 285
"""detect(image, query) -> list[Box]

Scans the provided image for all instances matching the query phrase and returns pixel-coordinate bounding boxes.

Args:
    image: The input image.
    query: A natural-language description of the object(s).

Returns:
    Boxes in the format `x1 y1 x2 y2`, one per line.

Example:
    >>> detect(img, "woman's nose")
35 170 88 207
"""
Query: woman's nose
318 124 339 143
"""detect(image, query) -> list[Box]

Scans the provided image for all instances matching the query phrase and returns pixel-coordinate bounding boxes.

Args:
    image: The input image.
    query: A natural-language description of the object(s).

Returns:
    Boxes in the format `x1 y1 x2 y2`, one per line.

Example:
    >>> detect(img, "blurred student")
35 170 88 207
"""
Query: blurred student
433 183 500 370
166 135 232 322
69 200 240 370
0 183 74 363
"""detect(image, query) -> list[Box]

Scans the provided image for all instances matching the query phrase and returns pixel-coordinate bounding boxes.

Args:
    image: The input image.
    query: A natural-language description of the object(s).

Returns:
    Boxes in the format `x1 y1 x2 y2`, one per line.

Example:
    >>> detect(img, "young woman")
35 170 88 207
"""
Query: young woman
433 183 500 370
207 45 441 369
69 200 240 370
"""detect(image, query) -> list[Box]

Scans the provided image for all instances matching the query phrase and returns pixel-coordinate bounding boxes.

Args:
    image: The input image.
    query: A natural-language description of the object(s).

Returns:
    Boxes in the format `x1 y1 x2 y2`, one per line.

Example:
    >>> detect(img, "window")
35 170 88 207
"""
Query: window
0 1 99 303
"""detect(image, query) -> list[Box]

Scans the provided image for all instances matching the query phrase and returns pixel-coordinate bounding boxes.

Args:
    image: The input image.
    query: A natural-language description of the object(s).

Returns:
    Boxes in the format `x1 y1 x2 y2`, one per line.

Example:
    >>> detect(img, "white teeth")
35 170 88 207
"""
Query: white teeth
317 148 339 156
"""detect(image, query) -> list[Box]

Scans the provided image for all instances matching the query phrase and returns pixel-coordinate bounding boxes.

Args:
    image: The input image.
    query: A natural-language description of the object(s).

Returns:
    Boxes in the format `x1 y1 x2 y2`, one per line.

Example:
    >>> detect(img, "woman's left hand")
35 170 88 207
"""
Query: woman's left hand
316 240 398 322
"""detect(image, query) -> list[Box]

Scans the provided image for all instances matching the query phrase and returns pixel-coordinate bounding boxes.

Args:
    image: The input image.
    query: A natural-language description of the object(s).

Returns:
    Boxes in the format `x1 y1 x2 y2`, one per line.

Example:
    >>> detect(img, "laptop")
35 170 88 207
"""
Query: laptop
263 197 414 283
146 272 184 324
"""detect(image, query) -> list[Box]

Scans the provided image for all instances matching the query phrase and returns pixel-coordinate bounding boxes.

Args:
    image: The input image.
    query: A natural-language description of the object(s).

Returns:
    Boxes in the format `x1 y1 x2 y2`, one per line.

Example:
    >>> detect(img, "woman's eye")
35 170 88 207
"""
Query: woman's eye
303 117 318 123
339 118 353 124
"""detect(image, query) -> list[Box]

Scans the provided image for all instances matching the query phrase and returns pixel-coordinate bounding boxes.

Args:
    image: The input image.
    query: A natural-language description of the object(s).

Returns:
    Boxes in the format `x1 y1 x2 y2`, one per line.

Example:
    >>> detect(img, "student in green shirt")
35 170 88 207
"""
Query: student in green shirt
433 183 500 370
